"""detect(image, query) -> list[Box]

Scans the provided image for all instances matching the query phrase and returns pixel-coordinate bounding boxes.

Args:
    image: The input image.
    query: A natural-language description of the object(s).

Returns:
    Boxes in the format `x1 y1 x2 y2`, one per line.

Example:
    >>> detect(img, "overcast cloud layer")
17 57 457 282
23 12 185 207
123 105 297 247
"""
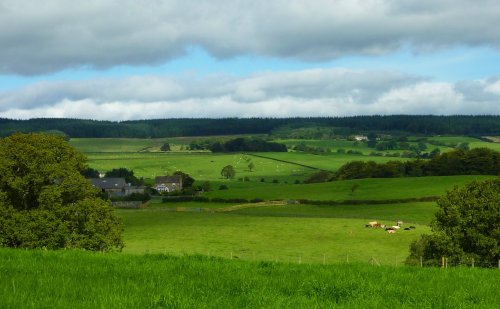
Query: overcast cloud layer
1 69 499 120
2 0 500 75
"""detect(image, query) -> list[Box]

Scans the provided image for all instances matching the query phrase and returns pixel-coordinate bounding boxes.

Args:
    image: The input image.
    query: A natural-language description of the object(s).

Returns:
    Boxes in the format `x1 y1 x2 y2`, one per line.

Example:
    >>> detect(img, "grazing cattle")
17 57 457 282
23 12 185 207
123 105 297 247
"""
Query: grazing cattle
365 224 371 228
391 225 401 230
368 221 378 227
404 228 411 231
409 226 416 229
387 228 396 234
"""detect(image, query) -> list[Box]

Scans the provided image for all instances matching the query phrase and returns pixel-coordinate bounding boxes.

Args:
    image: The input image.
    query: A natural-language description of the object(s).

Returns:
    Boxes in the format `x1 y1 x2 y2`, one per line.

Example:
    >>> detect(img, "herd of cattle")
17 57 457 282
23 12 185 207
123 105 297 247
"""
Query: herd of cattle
366 221 416 233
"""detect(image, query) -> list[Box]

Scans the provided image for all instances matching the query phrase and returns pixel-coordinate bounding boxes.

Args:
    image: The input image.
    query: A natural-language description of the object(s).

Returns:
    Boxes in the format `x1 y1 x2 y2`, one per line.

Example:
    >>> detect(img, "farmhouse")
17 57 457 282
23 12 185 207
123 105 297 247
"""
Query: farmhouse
353 135 368 141
89 178 146 197
155 175 183 193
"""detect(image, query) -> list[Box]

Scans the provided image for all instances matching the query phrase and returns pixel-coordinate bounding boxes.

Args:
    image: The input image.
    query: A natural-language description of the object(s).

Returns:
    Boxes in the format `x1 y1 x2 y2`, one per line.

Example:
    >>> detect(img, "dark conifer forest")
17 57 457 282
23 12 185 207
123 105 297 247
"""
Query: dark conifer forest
0 115 498 138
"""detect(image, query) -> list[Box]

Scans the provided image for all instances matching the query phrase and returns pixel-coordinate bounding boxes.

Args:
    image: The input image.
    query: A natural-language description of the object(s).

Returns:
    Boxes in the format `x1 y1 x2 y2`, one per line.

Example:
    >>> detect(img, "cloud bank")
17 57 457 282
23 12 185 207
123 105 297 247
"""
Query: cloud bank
1 0 500 74
1 69 498 120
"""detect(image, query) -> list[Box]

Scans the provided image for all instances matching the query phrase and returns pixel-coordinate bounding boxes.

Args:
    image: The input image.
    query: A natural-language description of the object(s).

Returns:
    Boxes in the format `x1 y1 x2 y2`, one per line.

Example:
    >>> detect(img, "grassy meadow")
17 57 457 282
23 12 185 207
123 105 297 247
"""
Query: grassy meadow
2 135 499 307
118 209 430 265
203 175 495 201
1 248 499 308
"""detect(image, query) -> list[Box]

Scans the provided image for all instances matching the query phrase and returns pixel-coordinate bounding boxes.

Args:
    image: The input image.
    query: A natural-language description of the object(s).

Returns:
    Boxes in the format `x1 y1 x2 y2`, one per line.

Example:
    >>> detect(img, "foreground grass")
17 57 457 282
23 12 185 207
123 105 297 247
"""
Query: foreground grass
118 210 429 265
1 249 498 308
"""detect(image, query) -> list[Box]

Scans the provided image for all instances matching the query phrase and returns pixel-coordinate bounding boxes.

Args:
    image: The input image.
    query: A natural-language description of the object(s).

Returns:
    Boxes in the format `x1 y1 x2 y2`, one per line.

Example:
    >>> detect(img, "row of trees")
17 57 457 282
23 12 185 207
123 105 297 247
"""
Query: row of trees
335 148 500 180
1 115 498 138
210 138 287 153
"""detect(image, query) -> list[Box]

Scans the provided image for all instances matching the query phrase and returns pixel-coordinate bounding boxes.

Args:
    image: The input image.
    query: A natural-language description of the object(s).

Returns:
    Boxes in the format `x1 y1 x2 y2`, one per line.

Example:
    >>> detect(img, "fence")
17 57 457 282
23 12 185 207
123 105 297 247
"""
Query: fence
140 250 500 268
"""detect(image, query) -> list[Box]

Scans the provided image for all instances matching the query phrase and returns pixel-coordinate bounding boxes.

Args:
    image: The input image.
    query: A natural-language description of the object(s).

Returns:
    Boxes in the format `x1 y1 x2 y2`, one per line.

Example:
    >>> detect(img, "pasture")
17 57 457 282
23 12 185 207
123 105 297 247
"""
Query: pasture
118 206 431 265
203 175 495 201
1 248 499 308
232 202 438 225
84 152 315 184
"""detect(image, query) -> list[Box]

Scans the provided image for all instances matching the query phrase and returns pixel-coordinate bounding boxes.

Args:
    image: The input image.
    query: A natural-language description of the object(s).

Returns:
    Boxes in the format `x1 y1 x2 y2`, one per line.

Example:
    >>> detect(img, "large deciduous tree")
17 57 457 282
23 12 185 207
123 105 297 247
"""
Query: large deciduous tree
105 168 141 186
221 165 236 179
407 178 500 267
0 133 123 251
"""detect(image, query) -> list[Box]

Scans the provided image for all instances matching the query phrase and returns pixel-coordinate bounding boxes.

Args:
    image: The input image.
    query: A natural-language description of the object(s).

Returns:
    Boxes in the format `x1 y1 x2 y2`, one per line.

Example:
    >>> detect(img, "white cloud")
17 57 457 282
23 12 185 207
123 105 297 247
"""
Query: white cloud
0 69 499 119
485 80 500 96
1 0 500 74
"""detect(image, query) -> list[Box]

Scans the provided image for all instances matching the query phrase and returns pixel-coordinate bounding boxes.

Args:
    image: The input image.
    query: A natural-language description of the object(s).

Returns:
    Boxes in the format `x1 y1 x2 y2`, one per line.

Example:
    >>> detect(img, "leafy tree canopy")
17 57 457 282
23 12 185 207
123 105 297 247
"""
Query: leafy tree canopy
172 171 195 188
407 178 500 267
221 165 236 179
0 133 123 251
160 143 171 151
105 168 141 186
82 167 100 178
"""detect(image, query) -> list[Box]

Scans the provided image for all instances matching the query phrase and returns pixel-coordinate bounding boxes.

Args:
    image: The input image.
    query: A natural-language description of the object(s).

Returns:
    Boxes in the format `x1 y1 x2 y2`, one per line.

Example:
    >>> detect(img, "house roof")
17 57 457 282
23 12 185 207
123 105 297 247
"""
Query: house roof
155 175 182 184
90 178 126 189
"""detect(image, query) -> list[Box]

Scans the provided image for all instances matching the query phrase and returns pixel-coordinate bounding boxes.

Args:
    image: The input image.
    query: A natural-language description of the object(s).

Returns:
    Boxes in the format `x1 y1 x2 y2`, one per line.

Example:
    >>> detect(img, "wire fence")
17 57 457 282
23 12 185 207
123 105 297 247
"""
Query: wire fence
144 250 500 268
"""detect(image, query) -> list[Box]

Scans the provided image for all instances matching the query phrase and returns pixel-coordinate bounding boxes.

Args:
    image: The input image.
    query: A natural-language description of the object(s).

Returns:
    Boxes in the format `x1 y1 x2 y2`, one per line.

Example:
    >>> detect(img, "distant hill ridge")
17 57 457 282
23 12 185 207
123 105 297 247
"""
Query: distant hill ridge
0 115 499 138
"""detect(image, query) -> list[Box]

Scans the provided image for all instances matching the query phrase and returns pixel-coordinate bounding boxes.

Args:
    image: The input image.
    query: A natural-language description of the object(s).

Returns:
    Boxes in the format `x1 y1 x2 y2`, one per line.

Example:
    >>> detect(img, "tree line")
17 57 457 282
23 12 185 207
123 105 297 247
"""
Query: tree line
1 115 499 138
209 138 287 152
334 148 500 180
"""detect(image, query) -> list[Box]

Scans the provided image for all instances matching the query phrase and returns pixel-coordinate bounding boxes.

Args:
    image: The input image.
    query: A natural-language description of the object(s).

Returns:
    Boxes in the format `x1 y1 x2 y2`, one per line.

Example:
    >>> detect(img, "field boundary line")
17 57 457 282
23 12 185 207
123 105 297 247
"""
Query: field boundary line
244 153 332 172
214 200 287 213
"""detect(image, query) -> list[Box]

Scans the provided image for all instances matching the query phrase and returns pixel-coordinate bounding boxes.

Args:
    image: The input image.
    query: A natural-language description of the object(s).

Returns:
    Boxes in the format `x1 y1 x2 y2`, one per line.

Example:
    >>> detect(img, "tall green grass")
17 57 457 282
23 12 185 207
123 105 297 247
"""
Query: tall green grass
1 249 498 308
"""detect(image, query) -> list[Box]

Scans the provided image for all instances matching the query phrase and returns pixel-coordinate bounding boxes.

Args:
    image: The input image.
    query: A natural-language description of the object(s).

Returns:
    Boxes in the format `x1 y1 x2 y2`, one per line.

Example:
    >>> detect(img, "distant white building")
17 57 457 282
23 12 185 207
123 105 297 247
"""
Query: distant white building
353 135 368 142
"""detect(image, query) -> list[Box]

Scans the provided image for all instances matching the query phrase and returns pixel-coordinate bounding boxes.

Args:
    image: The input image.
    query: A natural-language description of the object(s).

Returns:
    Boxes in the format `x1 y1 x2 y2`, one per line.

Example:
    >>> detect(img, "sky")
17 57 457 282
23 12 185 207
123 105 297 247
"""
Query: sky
0 0 499 120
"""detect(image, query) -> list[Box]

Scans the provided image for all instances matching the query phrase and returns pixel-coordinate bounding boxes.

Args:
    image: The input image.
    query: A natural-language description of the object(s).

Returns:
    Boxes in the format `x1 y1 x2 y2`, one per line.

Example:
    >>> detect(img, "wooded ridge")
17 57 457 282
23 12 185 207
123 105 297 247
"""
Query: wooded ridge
0 115 499 138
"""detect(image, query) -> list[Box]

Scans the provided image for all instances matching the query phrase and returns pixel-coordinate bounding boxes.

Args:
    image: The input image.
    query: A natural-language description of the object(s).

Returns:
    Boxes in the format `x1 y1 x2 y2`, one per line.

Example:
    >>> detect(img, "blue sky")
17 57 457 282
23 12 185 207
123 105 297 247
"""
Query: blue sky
0 1 499 120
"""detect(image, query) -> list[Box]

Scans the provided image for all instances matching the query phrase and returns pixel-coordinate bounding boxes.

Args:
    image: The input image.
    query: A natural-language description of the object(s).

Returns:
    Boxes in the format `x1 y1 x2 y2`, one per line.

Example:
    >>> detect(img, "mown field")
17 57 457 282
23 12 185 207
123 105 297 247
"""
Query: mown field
1 249 499 308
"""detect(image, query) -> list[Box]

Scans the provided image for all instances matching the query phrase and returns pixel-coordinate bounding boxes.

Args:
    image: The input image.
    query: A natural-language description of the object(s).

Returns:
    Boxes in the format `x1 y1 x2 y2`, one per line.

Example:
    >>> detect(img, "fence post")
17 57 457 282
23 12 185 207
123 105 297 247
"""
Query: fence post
299 255 302 264
441 256 445 268
323 254 326 265
498 259 500 269
420 256 423 267
230 252 233 260
472 258 474 268
346 254 349 263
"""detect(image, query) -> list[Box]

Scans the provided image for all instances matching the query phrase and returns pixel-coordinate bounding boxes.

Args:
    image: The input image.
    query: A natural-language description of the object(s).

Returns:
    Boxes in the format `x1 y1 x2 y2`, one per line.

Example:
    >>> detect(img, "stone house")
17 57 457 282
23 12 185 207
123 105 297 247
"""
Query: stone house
90 178 146 197
154 175 183 193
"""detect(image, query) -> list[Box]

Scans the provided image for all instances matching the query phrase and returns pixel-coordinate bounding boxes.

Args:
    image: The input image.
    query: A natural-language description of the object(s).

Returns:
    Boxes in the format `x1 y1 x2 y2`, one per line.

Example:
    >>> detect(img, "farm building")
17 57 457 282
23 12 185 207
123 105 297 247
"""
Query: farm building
155 175 183 193
89 178 146 197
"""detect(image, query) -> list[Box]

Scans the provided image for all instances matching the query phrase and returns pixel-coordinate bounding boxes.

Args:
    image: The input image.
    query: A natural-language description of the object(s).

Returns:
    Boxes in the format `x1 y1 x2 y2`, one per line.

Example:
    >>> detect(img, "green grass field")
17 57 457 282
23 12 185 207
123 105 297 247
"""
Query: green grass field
118 208 430 265
1 249 499 308
247 152 408 171
85 152 316 184
203 175 494 201
233 202 438 225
